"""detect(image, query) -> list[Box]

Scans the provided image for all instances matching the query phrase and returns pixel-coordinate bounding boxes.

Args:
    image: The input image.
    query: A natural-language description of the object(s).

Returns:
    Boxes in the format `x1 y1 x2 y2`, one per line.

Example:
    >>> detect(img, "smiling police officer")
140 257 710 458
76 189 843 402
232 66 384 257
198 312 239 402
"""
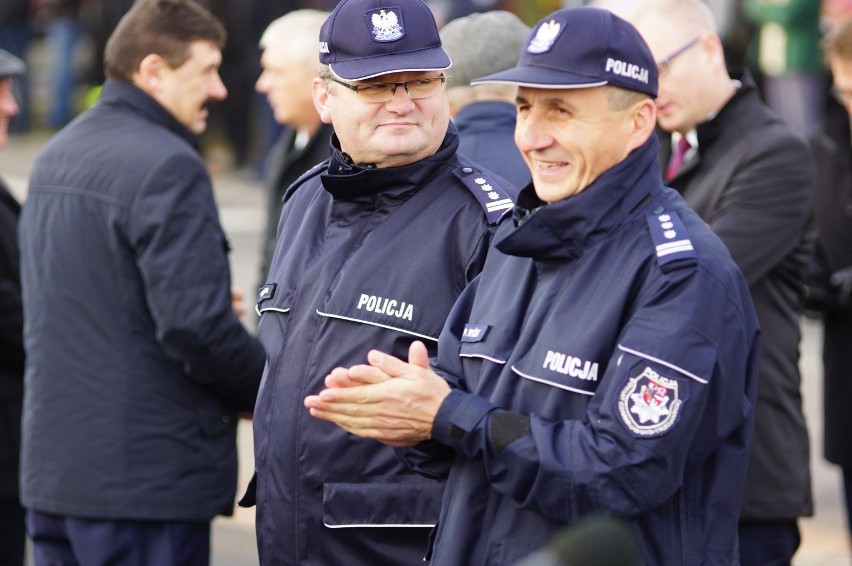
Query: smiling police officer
306 6 761 565
244 0 516 564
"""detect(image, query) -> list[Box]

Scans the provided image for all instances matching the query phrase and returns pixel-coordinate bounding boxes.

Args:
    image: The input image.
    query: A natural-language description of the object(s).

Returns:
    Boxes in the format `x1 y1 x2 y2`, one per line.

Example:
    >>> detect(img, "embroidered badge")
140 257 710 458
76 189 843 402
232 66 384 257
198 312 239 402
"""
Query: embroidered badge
366 8 404 42
461 324 490 343
646 209 696 268
527 19 561 54
257 283 276 304
453 166 514 224
618 366 682 436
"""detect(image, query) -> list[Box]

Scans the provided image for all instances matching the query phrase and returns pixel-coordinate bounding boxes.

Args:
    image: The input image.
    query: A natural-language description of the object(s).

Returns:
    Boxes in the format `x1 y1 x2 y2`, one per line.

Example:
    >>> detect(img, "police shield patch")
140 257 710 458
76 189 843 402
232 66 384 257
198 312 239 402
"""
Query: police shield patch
618 366 682 436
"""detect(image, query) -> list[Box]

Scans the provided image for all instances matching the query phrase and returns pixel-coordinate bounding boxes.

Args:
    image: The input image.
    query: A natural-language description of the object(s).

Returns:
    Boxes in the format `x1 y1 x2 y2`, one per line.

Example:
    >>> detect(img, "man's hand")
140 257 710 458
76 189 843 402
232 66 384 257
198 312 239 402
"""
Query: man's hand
231 287 247 319
304 341 451 447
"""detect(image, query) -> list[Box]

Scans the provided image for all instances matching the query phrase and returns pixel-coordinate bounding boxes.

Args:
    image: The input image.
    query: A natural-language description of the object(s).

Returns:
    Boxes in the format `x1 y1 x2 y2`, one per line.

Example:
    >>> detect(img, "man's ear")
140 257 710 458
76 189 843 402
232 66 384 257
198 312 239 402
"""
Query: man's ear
132 53 167 94
311 77 334 125
627 98 657 152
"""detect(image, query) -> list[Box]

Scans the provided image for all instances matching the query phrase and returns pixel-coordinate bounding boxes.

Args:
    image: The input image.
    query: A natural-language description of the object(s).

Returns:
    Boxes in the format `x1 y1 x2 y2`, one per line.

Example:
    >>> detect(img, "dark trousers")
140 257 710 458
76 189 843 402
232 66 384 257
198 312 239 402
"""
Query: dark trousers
0 499 26 566
738 519 801 566
26 510 210 566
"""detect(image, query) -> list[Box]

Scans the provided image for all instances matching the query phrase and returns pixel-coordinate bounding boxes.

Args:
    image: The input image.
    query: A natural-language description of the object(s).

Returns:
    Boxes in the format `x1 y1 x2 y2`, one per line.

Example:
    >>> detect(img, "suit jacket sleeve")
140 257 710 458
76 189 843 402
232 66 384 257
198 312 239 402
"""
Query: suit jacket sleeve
703 132 813 287
127 154 265 411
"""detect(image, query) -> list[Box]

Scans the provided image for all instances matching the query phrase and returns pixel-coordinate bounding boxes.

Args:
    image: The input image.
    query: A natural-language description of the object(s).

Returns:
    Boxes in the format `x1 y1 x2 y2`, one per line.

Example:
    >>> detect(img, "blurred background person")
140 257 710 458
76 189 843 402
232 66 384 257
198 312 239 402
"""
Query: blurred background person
0 47 27 566
631 1 815 564
808 16 852 554
18 1 265 563
742 0 826 137
255 9 332 281
42 0 84 129
439 10 530 189
0 0 33 133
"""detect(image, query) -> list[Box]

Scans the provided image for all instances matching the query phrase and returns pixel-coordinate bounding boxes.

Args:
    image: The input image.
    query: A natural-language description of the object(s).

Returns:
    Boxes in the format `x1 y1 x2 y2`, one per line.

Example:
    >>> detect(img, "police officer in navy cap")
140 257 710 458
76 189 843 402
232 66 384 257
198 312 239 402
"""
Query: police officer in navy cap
242 0 516 564
306 6 761 564
0 47 26 566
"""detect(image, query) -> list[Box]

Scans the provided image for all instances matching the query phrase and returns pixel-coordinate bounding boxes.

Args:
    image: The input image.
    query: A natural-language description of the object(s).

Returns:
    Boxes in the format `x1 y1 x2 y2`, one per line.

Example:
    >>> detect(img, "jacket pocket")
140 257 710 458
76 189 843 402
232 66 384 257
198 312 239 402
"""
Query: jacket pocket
322 480 444 528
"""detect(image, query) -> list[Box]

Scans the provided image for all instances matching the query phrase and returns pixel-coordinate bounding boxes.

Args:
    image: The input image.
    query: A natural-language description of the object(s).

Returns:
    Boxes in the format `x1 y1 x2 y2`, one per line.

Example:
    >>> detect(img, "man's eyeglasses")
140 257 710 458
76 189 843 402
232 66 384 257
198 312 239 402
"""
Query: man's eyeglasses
328 75 446 103
657 38 700 77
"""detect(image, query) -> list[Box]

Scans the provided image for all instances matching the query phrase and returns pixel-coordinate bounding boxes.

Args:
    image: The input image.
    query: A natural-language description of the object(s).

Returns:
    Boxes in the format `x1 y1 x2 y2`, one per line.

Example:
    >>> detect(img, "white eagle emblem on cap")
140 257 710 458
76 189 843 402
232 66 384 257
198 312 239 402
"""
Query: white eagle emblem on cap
371 9 403 42
527 19 561 54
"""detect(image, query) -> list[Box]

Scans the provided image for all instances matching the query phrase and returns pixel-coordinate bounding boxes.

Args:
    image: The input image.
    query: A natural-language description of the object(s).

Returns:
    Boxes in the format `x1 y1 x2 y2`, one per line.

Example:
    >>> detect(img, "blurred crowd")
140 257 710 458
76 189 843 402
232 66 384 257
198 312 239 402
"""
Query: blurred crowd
4 0 847 173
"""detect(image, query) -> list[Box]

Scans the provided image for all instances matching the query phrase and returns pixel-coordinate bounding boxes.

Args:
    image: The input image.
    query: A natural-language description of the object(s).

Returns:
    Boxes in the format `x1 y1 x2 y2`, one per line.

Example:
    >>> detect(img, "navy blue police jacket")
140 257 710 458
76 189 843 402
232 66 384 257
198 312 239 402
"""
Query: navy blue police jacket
399 137 761 565
18 79 265 521
454 101 530 190
251 125 516 565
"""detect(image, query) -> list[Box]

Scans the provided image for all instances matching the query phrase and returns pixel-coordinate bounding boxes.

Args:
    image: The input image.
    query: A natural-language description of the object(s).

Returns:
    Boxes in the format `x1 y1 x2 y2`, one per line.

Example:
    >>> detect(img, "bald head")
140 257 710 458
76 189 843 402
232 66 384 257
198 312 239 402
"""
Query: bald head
630 0 734 134
630 0 717 35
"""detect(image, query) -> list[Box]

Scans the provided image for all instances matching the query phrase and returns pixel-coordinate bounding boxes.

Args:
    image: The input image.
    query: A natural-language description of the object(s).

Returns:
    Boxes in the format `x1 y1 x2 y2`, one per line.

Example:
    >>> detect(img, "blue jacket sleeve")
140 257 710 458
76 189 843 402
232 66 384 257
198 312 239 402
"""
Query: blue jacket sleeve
127 154 265 412
423 266 758 522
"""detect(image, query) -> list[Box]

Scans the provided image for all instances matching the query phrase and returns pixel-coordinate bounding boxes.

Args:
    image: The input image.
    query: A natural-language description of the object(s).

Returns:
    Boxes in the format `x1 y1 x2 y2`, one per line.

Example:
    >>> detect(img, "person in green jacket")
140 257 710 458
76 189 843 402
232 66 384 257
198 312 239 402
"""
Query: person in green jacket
743 0 826 137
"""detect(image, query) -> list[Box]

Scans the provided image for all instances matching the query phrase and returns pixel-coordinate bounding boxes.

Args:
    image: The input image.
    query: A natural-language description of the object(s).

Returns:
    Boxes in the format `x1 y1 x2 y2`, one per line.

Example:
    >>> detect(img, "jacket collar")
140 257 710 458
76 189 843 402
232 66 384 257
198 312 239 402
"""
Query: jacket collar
454 101 517 134
98 79 200 151
695 69 755 150
497 135 661 260
319 122 460 201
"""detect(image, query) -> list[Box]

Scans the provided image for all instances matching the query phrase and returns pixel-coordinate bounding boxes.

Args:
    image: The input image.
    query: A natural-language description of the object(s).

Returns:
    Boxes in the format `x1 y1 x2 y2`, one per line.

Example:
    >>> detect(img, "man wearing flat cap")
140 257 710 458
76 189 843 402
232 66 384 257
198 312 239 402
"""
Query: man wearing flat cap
0 47 26 566
306 6 760 564
242 0 516 564
440 11 530 189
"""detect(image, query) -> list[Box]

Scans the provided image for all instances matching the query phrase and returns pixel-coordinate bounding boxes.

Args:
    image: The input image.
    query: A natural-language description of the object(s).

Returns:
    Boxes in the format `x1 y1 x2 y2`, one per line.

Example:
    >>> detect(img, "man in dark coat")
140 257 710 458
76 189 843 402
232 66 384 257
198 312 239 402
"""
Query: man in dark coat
0 46 26 566
809 17 852 545
255 9 332 280
17 2 265 564
632 1 814 564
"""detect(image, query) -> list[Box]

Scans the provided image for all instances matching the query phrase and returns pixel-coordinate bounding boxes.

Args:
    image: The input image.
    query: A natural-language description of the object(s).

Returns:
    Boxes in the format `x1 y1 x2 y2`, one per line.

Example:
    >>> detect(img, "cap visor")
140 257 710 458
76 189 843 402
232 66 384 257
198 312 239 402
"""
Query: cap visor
0 50 25 78
331 47 451 81
472 65 607 89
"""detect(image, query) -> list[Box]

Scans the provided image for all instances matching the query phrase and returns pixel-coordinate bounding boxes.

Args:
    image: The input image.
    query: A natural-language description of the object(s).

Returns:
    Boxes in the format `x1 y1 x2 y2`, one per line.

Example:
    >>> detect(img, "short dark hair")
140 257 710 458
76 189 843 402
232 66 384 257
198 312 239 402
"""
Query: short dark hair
105 0 226 81
606 85 651 111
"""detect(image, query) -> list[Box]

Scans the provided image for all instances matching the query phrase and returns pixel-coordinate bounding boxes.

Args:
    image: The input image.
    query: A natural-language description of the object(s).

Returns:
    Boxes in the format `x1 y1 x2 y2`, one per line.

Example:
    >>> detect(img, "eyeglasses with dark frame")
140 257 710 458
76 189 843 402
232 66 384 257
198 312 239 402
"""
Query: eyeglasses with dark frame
328 75 447 103
657 37 700 77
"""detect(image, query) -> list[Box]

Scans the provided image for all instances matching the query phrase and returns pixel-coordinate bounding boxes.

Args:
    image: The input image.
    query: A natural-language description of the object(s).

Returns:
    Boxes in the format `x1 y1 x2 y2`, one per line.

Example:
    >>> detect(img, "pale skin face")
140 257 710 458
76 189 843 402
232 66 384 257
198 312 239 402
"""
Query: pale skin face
633 15 728 135
256 44 320 132
133 40 227 135
312 70 450 168
0 78 19 148
514 86 655 203
829 55 852 115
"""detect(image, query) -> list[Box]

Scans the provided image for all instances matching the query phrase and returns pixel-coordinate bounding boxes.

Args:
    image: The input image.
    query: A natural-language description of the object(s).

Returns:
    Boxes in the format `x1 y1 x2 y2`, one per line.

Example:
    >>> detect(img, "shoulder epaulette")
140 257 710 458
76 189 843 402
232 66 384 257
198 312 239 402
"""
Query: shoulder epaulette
282 159 328 204
646 207 697 271
452 165 515 225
